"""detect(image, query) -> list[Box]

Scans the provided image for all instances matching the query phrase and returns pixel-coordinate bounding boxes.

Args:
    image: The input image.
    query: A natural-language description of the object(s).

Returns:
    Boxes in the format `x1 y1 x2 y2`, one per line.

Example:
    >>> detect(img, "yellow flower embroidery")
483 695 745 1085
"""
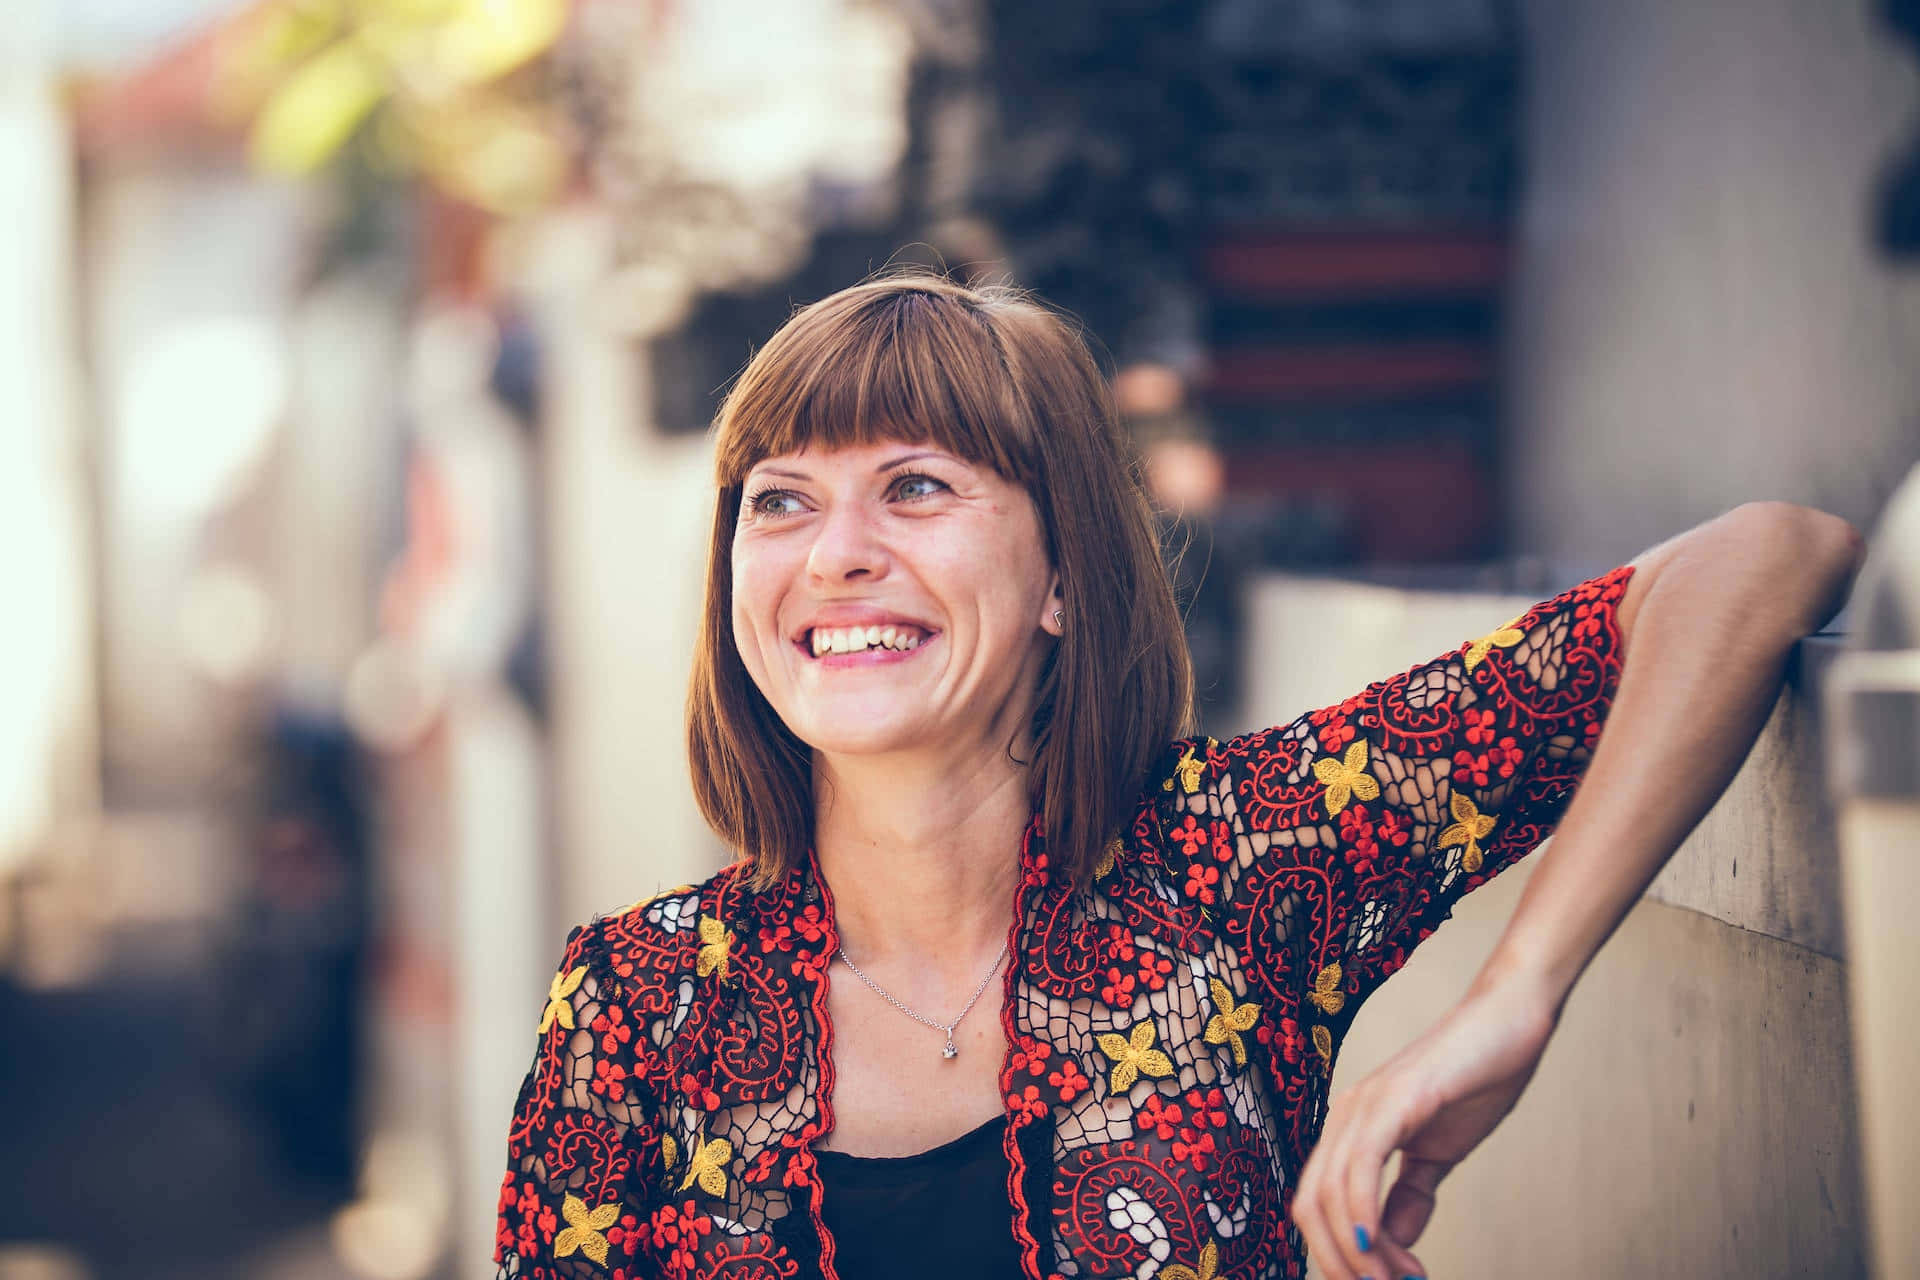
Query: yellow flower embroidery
661 1132 677 1172
1306 961 1346 1016
1438 791 1498 873
1311 740 1380 817
1311 1023 1334 1073
1098 1018 1175 1094
696 915 734 980
1177 744 1208 794
553 1193 621 1265
677 1133 732 1196
1094 837 1121 880
539 965 587 1033
1464 617 1526 671
1161 1239 1220 1280
1203 977 1261 1067
1163 743 1207 794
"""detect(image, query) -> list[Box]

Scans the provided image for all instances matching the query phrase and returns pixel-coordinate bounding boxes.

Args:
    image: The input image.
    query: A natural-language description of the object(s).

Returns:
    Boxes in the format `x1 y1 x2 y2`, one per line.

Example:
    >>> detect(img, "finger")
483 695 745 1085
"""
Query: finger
1368 1171 1431 1280
1293 1149 1357 1280
1380 1155 1449 1253
1303 1096 1383 1280
1309 1120 1382 1280
1299 1184 1361 1280
1337 1118 1393 1280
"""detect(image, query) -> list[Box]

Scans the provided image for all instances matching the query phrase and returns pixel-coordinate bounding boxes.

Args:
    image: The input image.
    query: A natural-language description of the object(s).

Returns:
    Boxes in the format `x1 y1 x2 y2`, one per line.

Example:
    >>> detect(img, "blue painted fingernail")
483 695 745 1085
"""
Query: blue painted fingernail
1355 1224 1372 1252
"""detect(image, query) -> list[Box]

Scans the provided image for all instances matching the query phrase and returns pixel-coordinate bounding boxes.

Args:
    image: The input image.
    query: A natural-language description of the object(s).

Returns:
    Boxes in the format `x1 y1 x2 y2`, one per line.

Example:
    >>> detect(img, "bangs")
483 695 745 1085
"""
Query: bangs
713 283 1039 488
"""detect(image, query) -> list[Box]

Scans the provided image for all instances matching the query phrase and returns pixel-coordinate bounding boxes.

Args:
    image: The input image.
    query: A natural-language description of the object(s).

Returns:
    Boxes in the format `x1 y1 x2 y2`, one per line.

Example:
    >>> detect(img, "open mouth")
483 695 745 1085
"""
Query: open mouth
802 624 933 658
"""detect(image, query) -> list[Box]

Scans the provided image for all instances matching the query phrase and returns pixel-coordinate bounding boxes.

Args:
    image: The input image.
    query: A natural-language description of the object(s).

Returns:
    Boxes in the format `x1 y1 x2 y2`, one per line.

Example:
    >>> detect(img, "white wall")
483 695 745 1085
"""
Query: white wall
0 0 96 879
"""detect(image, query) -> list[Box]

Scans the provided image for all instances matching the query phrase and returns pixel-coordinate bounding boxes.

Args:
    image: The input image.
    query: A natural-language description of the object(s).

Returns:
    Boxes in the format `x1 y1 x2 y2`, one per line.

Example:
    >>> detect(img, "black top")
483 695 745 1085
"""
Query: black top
814 1114 1033 1280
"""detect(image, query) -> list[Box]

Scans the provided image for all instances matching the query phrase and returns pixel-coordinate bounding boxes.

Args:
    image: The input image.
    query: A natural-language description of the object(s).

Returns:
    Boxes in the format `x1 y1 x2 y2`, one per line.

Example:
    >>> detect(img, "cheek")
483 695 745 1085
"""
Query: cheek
729 547 785 671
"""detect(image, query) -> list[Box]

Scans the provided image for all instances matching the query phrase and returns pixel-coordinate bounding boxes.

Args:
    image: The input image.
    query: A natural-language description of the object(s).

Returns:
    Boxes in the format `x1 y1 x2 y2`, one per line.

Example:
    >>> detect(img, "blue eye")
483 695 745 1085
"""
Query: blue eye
890 472 947 501
746 488 804 518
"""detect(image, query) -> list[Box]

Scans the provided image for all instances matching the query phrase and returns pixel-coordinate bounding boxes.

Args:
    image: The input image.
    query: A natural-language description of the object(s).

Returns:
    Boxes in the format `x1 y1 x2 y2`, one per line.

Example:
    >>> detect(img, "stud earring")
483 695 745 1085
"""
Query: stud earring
1053 609 1064 628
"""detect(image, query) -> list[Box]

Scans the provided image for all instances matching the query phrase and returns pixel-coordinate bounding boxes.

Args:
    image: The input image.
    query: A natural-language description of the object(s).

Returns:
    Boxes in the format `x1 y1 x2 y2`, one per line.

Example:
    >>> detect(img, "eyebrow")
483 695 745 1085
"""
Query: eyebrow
749 450 950 482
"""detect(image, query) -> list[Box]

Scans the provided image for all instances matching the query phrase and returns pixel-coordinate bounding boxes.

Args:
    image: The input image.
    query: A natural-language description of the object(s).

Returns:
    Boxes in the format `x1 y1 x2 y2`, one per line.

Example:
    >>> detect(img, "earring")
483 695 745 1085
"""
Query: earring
1053 609 1064 628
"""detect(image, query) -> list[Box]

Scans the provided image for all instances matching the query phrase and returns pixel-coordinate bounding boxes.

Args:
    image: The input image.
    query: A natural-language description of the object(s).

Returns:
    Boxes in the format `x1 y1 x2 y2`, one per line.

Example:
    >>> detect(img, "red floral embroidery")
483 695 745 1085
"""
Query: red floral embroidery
793 902 828 944
1099 965 1137 1008
607 1212 644 1258
1135 949 1174 992
1209 819 1234 863
1138 1094 1184 1140
1182 861 1220 904
648 1201 713 1277
1378 807 1411 848
1047 1056 1090 1103
593 1005 632 1055
591 1057 628 1102
1169 814 1208 858
678 1073 720 1113
1337 803 1381 876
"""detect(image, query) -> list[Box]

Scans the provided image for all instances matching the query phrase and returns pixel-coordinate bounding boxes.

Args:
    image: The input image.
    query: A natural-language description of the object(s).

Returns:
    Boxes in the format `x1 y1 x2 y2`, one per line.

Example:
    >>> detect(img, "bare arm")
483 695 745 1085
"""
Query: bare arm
1471 500 1866 1010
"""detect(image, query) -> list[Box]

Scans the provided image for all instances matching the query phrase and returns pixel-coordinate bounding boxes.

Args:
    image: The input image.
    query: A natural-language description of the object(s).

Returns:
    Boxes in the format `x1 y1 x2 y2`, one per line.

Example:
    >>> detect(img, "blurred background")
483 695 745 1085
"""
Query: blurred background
2 0 1918 1277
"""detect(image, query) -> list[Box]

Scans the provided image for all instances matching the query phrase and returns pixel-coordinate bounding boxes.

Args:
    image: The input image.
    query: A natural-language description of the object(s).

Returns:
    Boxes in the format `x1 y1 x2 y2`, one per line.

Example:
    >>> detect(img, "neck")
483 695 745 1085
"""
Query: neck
813 744 1031 973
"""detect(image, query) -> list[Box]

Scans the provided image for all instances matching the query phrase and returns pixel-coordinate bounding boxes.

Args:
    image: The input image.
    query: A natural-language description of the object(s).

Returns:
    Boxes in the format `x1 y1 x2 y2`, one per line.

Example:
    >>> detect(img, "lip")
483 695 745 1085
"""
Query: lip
799 634 938 668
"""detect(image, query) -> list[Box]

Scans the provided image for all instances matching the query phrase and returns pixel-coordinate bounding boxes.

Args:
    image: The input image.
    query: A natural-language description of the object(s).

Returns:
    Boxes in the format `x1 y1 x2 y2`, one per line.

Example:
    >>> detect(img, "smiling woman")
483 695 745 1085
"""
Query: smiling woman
689 275 1192 892
492 273 1861 1280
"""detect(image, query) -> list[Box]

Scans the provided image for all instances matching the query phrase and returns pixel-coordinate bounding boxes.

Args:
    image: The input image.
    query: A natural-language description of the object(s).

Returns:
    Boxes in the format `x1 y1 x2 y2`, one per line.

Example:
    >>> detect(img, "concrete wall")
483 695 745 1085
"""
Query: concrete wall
1507 0 1920 569
1339 864 1861 1278
1243 576 1864 1278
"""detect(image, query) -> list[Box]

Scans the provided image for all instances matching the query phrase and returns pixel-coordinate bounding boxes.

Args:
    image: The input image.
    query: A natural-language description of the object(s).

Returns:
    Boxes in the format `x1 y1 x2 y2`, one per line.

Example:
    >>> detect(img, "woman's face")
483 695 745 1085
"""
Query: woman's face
731 439 1063 762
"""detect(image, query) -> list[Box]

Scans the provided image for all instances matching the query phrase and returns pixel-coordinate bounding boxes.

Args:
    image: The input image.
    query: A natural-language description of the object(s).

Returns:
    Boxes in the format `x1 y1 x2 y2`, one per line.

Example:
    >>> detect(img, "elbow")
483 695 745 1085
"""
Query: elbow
1725 501 1866 636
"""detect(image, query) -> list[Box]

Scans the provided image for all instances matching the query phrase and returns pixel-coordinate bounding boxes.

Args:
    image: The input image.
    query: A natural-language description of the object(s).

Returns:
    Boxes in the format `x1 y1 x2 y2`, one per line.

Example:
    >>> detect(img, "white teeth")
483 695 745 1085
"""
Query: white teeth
808 625 927 655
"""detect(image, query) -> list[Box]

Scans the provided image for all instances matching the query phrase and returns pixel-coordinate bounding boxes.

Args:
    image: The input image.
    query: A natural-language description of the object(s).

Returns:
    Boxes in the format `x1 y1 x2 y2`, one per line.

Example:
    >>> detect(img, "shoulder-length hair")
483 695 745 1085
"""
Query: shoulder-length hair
686 272 1194 888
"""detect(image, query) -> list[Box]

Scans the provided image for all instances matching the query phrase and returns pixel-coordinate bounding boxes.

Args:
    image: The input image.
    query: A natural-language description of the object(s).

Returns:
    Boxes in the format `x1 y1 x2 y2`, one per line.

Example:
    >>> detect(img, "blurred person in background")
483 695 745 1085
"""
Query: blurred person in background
492 273 1860 1280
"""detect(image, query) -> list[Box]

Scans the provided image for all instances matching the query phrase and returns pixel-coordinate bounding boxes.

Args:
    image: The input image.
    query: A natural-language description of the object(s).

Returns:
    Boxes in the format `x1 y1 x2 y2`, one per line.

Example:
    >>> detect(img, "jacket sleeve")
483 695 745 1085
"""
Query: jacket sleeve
1163 564 1635 1055
494 920 662 1277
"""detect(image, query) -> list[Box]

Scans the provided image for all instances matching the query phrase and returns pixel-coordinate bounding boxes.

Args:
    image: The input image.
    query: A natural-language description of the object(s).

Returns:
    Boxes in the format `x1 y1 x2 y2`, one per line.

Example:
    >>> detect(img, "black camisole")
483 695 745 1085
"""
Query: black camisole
813 1114 1042 1279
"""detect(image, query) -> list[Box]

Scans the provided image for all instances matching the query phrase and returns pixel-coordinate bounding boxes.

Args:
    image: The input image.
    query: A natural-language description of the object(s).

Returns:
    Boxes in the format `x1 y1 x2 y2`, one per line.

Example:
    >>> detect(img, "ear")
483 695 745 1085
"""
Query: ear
1040 573 1066 637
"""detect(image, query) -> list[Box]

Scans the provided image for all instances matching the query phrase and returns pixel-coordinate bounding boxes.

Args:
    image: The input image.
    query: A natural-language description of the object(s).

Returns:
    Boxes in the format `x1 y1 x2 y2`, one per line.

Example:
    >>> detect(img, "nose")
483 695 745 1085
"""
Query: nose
805 500 888 583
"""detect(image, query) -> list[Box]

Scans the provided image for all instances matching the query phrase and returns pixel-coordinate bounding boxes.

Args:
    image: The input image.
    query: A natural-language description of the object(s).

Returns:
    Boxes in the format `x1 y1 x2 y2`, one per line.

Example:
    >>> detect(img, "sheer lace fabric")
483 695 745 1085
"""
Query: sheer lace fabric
495 564 1634 1280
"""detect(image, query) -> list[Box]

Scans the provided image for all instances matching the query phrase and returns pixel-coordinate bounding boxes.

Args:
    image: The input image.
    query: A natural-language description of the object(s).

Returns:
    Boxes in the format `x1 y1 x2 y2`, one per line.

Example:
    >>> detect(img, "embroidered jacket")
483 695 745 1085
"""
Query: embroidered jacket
494 564 1635 1279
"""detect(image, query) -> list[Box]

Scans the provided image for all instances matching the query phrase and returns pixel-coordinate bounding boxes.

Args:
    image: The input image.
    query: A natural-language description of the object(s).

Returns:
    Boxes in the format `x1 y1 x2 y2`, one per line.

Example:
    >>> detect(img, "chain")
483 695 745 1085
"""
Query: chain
836 939 1009 1059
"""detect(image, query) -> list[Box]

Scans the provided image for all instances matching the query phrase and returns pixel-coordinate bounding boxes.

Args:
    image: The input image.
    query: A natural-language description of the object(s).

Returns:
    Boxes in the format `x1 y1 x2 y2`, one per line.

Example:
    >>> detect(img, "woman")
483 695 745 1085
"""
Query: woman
493 275 1862 1280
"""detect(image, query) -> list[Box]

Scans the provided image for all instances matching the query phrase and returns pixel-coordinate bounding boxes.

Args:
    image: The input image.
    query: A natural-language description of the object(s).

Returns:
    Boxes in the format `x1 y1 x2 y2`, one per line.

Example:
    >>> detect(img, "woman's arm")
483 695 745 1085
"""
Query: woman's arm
1474 500 1863 1009
1292 501 1866 1280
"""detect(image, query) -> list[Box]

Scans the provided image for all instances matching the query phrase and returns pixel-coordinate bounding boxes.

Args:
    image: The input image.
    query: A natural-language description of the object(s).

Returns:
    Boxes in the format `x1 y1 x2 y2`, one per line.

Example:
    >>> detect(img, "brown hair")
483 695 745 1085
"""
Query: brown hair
686 272 1194 888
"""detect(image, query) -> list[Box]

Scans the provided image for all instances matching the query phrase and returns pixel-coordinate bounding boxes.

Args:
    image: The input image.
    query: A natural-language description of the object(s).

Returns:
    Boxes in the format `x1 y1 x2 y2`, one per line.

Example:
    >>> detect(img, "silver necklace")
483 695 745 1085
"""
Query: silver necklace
836 940 1009 1060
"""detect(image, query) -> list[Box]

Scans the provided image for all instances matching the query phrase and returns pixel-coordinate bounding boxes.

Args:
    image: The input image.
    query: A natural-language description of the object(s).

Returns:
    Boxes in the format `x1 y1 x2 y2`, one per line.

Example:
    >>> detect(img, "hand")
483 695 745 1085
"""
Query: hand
1289 977 1562 1280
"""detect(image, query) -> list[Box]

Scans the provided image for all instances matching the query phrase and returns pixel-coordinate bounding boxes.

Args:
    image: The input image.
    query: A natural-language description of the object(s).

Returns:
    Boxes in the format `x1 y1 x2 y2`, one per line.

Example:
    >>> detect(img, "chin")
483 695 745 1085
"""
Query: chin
793 716 928 760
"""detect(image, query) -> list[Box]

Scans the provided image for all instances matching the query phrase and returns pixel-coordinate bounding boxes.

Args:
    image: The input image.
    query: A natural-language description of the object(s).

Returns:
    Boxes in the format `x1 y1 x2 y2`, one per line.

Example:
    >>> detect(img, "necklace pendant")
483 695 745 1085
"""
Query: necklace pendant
942 1035 958 1060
